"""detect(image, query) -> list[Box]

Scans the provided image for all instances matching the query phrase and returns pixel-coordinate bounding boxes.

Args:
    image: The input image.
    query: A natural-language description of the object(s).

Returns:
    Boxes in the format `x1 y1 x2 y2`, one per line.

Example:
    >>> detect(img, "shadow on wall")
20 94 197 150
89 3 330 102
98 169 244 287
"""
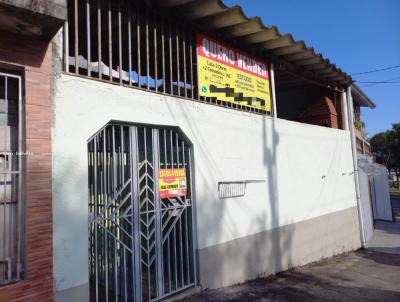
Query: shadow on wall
164 100 236 250
263 116 285 273
166 96 294 286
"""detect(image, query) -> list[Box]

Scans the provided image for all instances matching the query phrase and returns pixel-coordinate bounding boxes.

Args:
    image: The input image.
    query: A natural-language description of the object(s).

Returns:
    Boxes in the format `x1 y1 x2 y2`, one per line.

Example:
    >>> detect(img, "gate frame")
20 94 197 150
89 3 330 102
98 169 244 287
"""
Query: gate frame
87 121 198 302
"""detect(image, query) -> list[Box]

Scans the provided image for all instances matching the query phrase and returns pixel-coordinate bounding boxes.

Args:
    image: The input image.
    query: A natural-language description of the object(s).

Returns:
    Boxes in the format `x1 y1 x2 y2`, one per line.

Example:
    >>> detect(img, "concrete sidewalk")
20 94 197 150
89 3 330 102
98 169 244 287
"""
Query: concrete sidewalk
366 194 400 254
366 220 400 254
180 196 400 301
180 250 400 302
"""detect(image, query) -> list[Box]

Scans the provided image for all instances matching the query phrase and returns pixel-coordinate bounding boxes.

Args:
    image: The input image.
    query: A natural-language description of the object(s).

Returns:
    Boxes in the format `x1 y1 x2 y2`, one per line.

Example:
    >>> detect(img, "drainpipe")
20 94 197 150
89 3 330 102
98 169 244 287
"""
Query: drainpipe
270 63 278 119
347 86 366 246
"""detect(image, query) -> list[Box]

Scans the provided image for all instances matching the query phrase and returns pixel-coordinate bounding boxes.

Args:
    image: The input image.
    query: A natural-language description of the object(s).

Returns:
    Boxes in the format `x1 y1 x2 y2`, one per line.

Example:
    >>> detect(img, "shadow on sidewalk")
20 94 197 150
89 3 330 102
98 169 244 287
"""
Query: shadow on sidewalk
366 195 400 254
358 249 400 267
179 251 400 302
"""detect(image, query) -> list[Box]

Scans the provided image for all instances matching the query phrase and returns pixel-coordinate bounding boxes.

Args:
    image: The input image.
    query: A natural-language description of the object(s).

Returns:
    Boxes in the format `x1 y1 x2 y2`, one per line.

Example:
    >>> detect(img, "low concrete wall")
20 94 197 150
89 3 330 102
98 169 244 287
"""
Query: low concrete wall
54 283 89 302
52 75 361 297
198 206 360 289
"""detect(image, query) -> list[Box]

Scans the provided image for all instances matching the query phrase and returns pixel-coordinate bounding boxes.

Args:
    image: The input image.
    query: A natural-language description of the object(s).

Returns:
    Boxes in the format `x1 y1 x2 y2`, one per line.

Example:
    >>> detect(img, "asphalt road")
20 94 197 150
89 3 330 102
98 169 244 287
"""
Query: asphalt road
392 193 400 221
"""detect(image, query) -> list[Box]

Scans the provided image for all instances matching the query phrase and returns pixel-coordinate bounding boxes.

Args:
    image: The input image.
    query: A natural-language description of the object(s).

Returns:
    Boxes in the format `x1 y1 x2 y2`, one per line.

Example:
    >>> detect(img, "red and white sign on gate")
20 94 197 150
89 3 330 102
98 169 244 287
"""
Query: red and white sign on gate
158 168 187 199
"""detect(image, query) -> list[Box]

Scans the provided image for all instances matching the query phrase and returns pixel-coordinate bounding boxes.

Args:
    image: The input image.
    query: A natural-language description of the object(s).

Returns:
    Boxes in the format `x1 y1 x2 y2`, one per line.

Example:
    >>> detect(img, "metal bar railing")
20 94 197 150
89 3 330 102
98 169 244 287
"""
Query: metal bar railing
64 0 270 114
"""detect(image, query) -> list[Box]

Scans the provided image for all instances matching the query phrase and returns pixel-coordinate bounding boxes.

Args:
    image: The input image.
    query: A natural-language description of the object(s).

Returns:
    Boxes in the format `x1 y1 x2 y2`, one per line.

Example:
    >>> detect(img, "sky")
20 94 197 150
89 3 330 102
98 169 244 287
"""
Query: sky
224 0 400 137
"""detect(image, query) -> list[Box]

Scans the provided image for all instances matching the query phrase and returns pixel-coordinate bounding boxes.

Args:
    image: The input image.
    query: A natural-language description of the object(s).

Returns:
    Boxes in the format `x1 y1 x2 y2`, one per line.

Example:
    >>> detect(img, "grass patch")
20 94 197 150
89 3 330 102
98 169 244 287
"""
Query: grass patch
390 187 400 194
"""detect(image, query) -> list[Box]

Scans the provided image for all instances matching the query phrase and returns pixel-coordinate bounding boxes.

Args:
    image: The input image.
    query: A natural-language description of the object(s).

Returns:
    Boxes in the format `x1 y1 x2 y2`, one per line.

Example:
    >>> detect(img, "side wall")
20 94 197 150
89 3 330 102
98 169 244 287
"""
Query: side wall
0 31 53 302
53 75 361 298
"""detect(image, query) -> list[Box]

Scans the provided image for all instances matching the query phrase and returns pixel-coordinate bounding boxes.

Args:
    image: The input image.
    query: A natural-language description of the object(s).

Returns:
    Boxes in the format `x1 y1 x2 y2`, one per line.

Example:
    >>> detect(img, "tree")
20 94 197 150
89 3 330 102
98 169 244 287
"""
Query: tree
370 123 400 188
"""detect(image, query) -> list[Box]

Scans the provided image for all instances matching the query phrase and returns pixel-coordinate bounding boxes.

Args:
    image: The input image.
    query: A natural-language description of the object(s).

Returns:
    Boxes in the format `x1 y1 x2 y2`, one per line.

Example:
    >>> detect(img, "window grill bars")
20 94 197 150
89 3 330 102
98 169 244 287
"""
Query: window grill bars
0 72 23 286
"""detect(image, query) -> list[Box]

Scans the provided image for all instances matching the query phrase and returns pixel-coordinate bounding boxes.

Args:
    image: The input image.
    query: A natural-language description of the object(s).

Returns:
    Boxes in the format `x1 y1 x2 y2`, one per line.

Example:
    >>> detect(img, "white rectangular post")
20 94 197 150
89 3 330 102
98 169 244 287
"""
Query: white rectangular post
341 91 349 130
270 63 278 118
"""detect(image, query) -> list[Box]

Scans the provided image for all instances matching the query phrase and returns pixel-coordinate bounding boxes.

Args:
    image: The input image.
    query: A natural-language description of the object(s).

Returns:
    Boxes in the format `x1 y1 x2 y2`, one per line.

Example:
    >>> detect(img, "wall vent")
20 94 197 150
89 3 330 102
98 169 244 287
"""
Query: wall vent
218 180 265 199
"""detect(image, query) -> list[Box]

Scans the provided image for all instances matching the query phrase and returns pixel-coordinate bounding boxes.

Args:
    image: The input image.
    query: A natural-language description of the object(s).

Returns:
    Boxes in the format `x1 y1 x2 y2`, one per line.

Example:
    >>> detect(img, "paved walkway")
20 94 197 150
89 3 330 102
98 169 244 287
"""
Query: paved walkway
366 220 400 254
180 195 400 302
181 250 400 302
366 194 400 254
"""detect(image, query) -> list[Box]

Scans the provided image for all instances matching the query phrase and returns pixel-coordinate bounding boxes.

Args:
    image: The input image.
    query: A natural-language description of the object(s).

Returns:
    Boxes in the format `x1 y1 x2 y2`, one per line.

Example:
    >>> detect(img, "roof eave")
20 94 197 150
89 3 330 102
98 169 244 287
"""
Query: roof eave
152 0 354 88
351 84 376 109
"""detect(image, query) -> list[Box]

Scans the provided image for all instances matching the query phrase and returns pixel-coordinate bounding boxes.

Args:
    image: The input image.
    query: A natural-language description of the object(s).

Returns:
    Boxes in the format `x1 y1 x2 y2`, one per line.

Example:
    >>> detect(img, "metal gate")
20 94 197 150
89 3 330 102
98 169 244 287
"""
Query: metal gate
88 124 196 302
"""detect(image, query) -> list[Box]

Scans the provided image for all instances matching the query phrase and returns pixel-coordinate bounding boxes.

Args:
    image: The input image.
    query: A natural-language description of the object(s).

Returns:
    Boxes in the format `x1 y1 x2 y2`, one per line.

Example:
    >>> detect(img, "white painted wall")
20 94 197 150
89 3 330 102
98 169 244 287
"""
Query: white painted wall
53 74 358 292
358 168 374 241
372 164 393 221
358 156 393 223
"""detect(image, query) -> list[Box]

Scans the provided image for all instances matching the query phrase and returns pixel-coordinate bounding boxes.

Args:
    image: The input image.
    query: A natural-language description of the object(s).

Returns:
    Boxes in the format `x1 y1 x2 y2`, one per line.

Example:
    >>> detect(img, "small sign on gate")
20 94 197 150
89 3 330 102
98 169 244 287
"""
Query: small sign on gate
159 168 187 199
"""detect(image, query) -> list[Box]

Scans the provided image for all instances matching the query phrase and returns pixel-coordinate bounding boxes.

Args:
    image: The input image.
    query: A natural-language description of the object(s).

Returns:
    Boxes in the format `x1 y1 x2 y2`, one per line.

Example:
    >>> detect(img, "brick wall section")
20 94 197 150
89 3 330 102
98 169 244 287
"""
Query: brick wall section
335 92 344 129
297 96 339 129
0 30 53 302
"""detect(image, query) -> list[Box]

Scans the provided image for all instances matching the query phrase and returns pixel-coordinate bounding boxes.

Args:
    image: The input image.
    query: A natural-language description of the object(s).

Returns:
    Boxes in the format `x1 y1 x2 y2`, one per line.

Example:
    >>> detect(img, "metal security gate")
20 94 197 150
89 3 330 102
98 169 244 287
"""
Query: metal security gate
88 124 196 302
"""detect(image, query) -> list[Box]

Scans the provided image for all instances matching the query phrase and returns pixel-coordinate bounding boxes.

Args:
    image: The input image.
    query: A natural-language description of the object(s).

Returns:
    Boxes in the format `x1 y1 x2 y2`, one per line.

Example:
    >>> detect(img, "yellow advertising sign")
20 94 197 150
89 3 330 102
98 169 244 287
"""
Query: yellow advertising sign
159 168 187 199
197 33 271 111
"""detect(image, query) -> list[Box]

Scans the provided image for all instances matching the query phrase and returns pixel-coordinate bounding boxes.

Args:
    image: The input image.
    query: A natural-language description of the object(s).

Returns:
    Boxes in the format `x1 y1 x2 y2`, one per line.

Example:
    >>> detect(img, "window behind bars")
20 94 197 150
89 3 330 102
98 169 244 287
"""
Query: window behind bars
0 72 23 286
63 0 268 114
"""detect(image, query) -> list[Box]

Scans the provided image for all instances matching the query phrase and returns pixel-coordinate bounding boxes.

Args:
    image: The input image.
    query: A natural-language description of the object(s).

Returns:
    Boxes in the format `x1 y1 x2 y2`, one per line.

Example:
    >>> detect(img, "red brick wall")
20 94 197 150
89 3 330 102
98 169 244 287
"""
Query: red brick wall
0 31 53 302
297 96 340 129
335 92 344 130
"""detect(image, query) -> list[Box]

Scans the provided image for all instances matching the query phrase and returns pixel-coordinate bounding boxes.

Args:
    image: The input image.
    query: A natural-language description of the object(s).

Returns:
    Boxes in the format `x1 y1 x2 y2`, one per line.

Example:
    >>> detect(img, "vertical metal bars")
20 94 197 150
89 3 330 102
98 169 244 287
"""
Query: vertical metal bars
74 0 79 74
64 0 269 114
168 22 173 94
187 143 197 286
176 24 180 96
97 0 102 79
93 135 99 301
88 124 195 301
86 0 91 76
145 10 150 90
118 0 122 84
189 32 194 100
136 3 142 88
182 28 187 98
154 15 158 92
64 20 69 73
108 0 112 81
161 17 166 93
127 1 132 86
130 126 142 302
152 129 163 298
